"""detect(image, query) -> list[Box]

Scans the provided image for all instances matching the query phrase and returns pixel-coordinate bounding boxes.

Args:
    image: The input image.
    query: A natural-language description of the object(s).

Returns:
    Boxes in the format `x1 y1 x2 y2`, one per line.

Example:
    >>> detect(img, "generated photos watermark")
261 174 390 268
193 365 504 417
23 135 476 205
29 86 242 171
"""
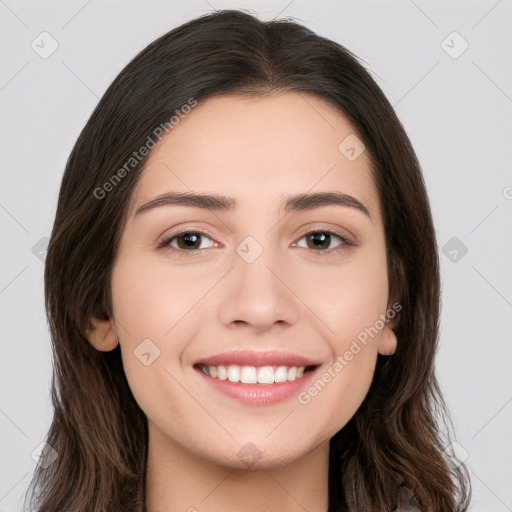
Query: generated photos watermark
297 301 402 405
93 97 198 200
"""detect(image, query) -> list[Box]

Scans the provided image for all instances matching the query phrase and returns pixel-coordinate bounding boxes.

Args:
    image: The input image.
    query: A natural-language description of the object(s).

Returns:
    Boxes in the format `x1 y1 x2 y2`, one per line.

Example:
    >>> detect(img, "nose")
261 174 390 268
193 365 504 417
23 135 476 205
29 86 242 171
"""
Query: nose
217 243 301 332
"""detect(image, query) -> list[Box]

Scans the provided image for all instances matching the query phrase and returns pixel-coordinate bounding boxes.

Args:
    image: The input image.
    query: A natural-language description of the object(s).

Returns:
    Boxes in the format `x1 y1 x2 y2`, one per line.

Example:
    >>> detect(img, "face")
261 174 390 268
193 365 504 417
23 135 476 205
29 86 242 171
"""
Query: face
104 92 396 470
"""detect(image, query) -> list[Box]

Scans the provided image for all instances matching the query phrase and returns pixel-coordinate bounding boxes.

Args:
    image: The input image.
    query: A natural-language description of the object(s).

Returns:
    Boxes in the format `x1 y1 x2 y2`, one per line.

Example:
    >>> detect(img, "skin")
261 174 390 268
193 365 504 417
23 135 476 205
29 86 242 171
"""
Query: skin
85 91 397 512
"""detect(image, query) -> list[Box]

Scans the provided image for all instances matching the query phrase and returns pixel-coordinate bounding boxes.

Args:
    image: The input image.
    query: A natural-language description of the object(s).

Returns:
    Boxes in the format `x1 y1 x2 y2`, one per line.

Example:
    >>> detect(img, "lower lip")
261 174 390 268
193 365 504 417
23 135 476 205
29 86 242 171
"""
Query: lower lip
195 366 319 406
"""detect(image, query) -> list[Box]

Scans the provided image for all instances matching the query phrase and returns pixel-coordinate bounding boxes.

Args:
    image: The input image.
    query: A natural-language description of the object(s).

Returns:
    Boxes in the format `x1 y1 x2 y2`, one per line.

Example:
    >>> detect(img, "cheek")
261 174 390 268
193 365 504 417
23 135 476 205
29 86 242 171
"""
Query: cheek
110 253 197 374
297 277 386 439
110 254 202 423
293 244 387 421
297 243 389 350
330 256 388 417
111 250 200 336
332 262 388 345
112 259 165 335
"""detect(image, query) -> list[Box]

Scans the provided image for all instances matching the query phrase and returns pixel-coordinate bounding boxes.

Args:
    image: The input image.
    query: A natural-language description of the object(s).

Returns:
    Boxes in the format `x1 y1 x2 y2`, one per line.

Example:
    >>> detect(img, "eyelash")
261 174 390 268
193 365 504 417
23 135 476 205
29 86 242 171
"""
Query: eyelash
157 227 355 257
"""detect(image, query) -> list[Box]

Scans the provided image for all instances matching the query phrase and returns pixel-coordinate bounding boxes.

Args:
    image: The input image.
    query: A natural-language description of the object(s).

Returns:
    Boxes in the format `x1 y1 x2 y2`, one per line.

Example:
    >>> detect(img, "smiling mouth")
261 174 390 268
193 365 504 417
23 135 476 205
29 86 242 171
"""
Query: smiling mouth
194 363 318 384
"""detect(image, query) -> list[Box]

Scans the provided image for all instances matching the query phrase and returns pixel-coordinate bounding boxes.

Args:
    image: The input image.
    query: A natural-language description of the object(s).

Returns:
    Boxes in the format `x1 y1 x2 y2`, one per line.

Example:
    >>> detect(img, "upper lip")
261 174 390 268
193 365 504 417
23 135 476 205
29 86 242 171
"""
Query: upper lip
195 350 321 368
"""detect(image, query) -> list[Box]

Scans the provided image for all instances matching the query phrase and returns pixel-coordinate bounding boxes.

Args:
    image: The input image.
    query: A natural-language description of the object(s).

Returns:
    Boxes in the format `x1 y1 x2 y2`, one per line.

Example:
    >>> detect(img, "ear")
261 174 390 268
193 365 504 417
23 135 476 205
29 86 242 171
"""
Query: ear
378 322 397 356
84 312 119 352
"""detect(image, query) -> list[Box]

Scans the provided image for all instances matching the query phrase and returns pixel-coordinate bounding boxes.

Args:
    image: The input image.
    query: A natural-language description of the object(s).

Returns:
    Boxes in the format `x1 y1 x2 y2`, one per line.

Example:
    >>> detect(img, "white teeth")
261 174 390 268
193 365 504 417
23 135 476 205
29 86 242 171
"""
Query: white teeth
201 364 309 384
227 365 240 382
287 366 297 381
274 366 288 383
257 366 274 384
217 365 227 380
240 366 257 384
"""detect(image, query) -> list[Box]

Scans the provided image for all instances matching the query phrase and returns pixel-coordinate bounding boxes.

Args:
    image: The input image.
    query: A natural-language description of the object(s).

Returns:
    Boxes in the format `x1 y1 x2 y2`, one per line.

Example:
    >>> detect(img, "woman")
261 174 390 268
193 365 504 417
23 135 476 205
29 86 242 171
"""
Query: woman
25 9 471 512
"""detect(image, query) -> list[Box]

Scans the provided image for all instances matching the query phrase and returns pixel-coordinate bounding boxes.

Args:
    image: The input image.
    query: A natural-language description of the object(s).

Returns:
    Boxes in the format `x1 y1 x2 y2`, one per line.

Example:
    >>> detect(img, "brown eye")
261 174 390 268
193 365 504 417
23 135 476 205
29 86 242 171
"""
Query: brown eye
305 232 332 250
159 231 215 252
175 232 202 250
294 230 352 253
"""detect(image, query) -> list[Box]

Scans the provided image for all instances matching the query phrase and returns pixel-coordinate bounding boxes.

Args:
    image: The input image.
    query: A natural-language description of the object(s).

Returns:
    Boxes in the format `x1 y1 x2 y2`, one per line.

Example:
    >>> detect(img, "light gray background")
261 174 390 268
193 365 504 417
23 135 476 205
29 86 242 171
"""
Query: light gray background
1 1 511 510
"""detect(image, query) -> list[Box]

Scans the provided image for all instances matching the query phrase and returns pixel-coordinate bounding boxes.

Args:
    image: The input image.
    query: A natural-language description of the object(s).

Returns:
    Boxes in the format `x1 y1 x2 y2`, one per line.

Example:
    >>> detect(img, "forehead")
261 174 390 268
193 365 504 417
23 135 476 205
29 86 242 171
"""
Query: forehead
129 92 381 224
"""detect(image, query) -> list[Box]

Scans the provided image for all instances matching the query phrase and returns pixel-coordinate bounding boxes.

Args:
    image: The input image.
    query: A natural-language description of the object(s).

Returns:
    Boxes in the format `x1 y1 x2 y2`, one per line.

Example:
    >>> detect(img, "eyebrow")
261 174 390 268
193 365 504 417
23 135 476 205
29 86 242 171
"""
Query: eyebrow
134 190 372 222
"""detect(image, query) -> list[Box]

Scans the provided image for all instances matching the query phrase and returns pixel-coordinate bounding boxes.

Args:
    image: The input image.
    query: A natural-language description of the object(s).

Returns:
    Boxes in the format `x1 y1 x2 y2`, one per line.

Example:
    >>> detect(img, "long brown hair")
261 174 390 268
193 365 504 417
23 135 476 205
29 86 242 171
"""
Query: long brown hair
25 9 471 511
